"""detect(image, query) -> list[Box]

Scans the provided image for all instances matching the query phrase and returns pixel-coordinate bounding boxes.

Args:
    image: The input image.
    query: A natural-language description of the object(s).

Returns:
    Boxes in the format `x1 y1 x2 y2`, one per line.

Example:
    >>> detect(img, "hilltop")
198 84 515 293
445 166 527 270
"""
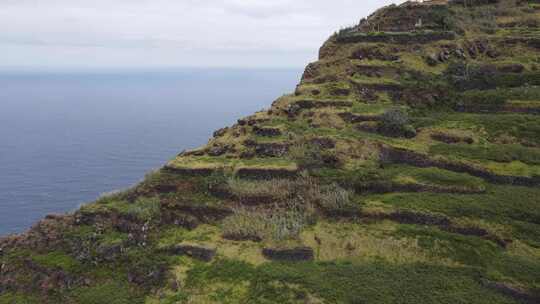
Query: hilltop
1 0 540 303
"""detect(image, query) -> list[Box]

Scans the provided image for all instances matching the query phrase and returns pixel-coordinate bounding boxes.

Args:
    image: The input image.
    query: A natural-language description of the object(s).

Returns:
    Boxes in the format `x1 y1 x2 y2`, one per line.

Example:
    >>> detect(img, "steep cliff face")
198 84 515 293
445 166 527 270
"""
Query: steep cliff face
2 1 540 303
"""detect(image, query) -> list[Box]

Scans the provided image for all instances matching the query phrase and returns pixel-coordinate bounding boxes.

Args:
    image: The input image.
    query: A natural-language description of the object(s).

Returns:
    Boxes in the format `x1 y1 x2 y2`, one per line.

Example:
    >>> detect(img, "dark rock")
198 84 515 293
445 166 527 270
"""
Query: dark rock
262 247 314 262
96 243 124 262
339 112 381 123
222 233 263 242
239 150 256 159
431 132 474 144
213 127 229 138
301 62 320 81
254 143 289 157
169 245 216 262
310 137 336 149
350 46 400 61
236 168 298 180
285 103 302 118
426 53 439 66
497 64 525 73
163 166 218 177
338 31 456 44
330 88 351 96
482 280 539 304
438 49 451 62
162 213 200 230
388 210 451 226
380 146 540 187
253 126 282 137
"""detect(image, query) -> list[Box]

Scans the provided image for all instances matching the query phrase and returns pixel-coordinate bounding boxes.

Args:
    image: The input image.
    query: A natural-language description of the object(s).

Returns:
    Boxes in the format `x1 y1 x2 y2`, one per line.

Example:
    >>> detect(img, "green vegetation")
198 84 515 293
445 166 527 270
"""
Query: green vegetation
31 251 82 273
379 108 417 138
430 143 540 165
70 281 143 304
184 258 520 304
3 1 540 303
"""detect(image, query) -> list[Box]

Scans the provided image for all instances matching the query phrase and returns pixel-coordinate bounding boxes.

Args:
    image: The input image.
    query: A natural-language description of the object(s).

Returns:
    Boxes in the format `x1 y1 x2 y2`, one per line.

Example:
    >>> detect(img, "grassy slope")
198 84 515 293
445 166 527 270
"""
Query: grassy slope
1 0 540 303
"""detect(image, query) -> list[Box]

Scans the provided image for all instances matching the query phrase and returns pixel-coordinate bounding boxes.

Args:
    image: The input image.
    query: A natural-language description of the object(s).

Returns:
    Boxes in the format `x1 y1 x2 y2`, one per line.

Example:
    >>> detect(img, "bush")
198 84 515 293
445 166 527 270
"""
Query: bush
289 140 340 170
379 108 416 138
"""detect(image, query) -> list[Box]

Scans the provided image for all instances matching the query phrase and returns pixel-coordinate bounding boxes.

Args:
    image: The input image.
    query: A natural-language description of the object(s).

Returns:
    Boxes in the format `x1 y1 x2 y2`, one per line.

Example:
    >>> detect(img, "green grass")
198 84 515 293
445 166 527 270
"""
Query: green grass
385 164 486 189
31 251 81 273
361 184 540 247
430 143 540 166
70 281 144 304
314 165 486 191
0 293 40 304
413 112 540 146
395 225 501 267
185 258 520 304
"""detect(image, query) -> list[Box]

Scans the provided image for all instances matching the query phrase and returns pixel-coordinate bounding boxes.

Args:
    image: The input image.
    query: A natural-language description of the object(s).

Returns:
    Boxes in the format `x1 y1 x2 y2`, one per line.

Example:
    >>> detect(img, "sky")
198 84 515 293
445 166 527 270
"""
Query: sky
0 0 405 70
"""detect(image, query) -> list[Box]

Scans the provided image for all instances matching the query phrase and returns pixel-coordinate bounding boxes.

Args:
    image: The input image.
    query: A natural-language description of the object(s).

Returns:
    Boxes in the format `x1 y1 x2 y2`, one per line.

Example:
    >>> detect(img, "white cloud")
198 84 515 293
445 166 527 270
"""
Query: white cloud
0 0 404 69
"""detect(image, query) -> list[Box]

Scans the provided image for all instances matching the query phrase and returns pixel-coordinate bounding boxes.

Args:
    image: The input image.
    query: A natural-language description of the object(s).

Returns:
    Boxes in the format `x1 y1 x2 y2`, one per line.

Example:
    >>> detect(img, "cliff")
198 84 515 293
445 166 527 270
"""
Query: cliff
1 0 540 303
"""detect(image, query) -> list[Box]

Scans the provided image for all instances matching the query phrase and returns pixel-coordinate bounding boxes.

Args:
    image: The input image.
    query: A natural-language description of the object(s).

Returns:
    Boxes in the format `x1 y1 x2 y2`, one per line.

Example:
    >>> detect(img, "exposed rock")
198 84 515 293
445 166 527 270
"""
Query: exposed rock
380 146 540 187
207 145 229 157
431 132 474 144
388 210 451 226
262 247 314 262
168 244 216 262
254 143 289 158
339 112 381 123
301 62 320 81
253 126 282 137
482 280 540 304
236 167 298 180
350 46 400 61
213 127 229 138
310 137 336 149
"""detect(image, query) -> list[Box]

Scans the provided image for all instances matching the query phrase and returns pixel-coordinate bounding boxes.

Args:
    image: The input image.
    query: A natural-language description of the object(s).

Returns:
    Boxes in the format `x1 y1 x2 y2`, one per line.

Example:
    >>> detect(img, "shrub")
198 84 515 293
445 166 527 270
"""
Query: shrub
379 108 416 138
289 140 339 170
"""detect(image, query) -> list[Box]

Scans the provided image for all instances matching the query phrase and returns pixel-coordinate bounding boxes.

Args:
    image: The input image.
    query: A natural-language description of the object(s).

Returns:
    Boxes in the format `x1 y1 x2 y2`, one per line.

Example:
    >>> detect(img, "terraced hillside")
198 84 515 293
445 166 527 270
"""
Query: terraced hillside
1 0 540 303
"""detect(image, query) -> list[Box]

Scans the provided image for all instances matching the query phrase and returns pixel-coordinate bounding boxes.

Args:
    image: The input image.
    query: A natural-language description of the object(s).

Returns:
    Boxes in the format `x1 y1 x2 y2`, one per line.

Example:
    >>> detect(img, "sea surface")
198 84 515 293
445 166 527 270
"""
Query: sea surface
0 68 301 236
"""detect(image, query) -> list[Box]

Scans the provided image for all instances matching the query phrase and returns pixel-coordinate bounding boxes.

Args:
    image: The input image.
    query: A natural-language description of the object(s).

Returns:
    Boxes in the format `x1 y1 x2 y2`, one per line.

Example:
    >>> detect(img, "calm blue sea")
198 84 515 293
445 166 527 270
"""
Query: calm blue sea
0 68 301 236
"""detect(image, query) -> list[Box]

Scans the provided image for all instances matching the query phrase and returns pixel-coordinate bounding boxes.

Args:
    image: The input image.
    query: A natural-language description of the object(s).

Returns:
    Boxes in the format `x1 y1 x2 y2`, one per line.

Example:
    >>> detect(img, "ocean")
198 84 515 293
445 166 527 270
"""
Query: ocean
0 68 301 236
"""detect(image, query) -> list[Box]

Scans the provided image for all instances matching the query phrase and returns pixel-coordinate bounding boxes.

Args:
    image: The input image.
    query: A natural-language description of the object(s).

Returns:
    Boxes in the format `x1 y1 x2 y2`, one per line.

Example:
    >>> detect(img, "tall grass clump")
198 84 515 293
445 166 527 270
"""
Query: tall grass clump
226 178 294 202
222 208 269 242
222 200 314 243
117 197 161 222
318 183 354 214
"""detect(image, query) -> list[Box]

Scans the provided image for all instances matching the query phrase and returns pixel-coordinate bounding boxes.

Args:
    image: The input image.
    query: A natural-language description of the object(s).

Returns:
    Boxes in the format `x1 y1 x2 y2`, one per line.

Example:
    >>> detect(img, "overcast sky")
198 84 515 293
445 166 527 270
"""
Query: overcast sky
0 0 404 70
